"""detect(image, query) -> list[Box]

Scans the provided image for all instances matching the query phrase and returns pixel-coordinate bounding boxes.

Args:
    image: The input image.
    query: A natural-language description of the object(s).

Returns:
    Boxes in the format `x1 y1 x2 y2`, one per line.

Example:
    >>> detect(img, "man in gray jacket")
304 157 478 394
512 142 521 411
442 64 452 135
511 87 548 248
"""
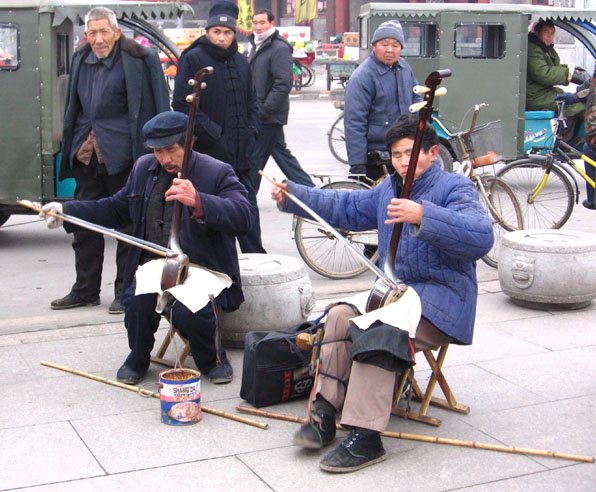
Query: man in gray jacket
344 20 421 181
248 8 313 192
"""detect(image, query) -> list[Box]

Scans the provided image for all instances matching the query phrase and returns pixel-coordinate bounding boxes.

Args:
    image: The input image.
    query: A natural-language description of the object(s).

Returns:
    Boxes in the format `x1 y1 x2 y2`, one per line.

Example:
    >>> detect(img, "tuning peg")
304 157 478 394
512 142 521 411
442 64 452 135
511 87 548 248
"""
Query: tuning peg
409 101 427 113
188 79 197 86
201 82 207 90
413 85 430 94
185 94 195 103
434 87 447 97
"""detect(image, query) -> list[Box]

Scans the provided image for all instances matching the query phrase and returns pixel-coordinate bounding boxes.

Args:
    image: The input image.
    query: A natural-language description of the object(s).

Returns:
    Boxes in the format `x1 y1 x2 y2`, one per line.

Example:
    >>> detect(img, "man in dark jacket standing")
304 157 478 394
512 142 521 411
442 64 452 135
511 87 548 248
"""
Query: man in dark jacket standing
41 111 256 385
248 8 313 193
173 0 266 254
56 7 170 314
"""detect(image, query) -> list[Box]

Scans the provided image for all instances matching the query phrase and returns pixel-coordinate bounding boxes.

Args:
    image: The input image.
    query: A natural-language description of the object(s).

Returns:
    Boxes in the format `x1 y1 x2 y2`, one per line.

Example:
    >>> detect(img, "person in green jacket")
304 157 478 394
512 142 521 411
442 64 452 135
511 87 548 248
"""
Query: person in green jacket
526 20 587 144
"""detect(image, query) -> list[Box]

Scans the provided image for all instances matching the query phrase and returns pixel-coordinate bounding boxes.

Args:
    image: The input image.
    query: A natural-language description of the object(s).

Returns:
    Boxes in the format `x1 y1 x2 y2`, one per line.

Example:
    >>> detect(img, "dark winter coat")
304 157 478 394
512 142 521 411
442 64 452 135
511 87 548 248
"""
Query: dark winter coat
63 151 256 311
172 36 258 171
248 30 294 125
282 163 494 345
60 35 170 179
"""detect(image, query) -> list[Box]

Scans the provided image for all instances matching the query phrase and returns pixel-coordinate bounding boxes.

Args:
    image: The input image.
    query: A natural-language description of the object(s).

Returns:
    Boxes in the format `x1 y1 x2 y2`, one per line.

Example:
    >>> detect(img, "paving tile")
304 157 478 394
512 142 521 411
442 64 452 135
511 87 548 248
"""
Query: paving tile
14 456 272 492
463 396 596 471
475 346 596 400
454 464 596 492
0 422 103 490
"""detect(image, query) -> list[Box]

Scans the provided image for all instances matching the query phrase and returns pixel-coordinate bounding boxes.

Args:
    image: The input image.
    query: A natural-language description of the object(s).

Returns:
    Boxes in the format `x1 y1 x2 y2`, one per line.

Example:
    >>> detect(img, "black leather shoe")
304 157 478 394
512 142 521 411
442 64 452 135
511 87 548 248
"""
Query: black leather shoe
108 297 125 314
50 293 100 310
293 409 337 449
116 364 147 385
582 199 596 210
320 428 386 473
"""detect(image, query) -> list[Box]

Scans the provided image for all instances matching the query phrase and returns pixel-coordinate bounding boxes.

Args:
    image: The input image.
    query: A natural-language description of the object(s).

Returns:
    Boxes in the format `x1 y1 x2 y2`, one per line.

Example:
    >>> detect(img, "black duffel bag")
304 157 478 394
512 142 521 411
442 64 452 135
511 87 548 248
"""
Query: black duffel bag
240 311 327 408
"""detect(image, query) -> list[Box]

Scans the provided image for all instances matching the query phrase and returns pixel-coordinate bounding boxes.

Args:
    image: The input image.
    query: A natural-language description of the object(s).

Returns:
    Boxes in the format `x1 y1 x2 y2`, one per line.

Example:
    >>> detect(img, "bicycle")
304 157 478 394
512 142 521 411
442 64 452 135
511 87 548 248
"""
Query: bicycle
293 59 315 91
432 103 523 268
327 105 455 172
496 101 595 229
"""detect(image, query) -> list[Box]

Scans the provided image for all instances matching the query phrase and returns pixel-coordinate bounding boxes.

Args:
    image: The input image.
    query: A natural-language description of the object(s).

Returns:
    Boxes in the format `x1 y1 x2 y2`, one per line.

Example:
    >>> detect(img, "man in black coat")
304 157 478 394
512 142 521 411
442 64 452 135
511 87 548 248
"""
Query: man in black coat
55 6 170 314
248 8 313 192
41 111 256 385
173 0 266 254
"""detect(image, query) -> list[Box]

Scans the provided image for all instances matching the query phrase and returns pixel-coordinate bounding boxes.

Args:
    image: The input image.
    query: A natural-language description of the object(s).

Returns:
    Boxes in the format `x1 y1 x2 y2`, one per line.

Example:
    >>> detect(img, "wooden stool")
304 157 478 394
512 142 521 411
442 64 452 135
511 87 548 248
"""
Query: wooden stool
391 344 470 426
151 326 192 368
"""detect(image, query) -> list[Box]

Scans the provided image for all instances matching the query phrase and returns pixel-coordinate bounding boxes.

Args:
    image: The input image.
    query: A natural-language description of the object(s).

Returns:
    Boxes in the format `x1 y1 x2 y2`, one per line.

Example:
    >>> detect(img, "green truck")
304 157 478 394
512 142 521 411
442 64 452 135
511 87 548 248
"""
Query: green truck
358 3 596 163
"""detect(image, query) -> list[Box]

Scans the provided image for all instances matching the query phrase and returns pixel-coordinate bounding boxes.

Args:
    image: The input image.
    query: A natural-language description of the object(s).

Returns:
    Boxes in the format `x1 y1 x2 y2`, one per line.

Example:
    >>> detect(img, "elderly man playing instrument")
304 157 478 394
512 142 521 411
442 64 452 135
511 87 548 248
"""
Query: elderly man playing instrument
41 111 256 385
270 114 493 473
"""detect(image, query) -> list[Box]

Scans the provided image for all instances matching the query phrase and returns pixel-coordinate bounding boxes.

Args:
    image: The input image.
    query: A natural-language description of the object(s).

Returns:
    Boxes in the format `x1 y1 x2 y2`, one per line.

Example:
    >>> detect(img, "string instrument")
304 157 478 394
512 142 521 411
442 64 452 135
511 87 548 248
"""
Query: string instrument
365 69 451 312
160 66 213 291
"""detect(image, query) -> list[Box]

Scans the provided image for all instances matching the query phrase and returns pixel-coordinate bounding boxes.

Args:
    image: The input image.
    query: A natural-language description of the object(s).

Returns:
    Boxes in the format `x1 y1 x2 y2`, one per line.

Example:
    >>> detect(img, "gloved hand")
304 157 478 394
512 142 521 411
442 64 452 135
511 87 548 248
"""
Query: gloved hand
570 67 590 85
554 92 578 105
39 202 64 229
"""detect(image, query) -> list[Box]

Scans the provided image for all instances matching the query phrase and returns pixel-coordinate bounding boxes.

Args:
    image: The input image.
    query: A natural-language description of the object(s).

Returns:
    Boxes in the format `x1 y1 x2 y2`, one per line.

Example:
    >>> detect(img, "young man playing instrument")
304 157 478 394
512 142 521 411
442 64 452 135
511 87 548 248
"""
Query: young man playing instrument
270 115 494 473
40 111 256 385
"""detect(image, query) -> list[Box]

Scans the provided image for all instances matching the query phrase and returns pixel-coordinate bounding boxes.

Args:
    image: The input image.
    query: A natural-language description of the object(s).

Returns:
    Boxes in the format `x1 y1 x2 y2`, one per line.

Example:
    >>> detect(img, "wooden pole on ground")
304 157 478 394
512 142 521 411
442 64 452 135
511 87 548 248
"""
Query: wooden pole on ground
40 361 268 429
236 406 593 463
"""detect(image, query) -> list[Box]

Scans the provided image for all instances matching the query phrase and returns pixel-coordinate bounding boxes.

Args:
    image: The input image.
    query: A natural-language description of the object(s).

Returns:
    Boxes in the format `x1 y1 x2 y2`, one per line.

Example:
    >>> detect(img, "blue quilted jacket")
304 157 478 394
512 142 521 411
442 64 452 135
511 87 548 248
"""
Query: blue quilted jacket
284 163 494 344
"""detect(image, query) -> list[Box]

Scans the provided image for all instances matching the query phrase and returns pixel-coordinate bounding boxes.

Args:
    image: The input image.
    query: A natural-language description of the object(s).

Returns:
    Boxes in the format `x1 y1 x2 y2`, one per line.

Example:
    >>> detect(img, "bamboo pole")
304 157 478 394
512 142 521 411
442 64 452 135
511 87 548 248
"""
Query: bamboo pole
236 406 593 463
40 361 268 429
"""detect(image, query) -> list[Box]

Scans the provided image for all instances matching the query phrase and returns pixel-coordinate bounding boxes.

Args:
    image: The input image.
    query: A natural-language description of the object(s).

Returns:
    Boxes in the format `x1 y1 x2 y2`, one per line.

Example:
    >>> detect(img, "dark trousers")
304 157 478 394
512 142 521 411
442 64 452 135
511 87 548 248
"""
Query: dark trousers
70 156 131 300
121 283 223 374
235 169 266 254
251 123 314 192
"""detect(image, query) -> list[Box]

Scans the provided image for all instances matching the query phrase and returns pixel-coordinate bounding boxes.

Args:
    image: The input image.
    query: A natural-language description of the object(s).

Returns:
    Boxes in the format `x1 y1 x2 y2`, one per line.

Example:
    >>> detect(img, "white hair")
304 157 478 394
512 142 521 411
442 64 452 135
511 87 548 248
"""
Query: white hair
85 7 119 32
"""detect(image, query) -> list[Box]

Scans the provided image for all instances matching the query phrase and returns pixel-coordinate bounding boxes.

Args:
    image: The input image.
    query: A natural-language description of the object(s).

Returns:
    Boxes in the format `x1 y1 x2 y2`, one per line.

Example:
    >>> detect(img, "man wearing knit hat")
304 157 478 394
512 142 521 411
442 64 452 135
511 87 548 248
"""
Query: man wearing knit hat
173 0 266 254
344 20 422 181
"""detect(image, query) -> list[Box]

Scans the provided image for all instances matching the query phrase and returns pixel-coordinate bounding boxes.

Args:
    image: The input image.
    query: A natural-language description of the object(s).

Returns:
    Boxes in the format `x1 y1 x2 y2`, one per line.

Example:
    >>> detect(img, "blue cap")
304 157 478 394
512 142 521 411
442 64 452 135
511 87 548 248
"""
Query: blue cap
142 111 189 149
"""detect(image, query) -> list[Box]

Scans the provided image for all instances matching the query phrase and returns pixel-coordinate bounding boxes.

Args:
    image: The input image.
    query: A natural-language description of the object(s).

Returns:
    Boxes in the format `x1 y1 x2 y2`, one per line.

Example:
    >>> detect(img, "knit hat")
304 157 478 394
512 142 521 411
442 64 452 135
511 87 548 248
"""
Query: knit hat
371 20 405 47
205 0 238 32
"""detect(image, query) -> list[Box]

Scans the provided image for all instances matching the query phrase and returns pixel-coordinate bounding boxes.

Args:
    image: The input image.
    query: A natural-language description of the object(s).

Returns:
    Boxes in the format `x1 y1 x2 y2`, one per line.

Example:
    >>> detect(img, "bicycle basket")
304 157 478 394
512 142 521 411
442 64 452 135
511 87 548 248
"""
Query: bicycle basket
449 120 504 168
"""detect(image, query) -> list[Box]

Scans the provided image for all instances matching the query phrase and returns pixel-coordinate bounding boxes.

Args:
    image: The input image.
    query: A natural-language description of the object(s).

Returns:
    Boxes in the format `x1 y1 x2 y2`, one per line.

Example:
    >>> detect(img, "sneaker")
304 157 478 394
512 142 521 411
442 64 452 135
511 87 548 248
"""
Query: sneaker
205 355 233 384
50 293 100 310
582 199 596 210
293 409 336 449
108 297 125 314
116 364 147 385
319 428 386 473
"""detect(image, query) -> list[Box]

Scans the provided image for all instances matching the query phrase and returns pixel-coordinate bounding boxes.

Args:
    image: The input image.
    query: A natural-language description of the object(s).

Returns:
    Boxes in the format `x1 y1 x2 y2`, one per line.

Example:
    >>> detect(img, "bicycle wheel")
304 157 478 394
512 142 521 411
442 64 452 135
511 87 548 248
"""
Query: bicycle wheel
294 180 378 279
301 64 315 87
437 142 454 173
328 113 348 164
497 159 574 229
477 176 523 268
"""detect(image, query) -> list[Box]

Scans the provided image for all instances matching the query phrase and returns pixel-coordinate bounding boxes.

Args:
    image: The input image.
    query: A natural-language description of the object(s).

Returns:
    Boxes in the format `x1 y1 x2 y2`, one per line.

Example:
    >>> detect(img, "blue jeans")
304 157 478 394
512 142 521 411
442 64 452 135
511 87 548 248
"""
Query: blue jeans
121 283 225 374
251 123 314 192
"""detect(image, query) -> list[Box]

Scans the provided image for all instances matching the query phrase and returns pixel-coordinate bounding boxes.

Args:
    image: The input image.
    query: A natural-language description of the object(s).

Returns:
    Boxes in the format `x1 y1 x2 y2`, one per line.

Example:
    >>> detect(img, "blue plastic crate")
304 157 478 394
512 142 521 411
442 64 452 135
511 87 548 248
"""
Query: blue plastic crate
524 111 555 154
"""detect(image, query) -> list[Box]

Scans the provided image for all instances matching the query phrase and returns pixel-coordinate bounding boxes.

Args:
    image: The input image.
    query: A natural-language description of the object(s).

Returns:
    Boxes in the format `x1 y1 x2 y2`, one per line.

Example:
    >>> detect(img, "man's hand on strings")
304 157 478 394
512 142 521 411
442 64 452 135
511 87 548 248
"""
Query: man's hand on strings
385 198 423 225
165 173 197 207
270 181 287 207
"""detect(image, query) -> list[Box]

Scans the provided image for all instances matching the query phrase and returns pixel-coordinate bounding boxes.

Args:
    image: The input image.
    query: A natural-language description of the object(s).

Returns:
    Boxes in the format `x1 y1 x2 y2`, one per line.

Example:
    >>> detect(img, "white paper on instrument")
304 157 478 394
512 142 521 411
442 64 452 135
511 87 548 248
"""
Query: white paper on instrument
341 287 422 337
134 259 232 313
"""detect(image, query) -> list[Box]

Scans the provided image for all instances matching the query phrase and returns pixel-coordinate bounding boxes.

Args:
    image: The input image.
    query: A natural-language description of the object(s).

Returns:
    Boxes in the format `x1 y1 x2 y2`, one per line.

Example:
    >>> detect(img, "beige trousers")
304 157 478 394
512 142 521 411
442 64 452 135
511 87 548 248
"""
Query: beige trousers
314 303 451 432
